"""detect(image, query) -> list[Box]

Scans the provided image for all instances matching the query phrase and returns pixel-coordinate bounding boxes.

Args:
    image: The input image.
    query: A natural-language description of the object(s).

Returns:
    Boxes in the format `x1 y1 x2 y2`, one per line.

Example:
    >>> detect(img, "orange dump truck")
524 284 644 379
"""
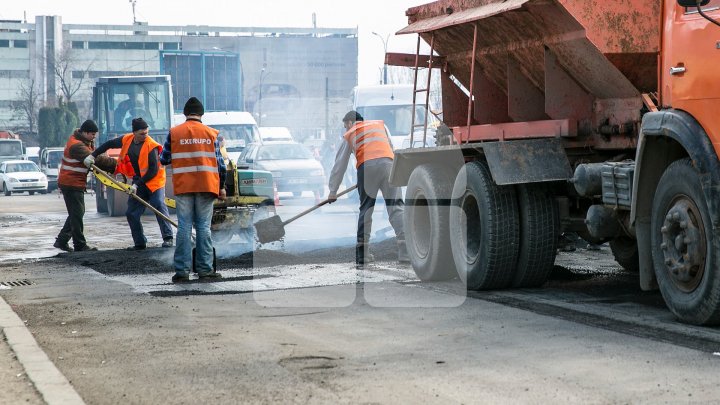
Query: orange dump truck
388 0 720 324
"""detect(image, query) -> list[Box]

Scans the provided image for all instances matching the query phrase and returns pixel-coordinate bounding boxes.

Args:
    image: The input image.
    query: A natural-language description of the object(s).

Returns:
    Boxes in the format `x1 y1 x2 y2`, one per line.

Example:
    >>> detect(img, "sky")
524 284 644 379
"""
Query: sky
0 0 428 85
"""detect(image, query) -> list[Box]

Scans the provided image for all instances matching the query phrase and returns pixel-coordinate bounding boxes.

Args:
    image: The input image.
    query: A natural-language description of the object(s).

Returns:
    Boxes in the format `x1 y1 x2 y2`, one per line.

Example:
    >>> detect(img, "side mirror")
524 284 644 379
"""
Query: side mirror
678 0 710 6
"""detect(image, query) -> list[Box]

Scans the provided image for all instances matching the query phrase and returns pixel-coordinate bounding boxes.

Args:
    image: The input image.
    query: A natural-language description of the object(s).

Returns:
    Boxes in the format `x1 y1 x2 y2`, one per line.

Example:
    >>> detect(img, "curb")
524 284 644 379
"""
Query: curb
0 295 85 405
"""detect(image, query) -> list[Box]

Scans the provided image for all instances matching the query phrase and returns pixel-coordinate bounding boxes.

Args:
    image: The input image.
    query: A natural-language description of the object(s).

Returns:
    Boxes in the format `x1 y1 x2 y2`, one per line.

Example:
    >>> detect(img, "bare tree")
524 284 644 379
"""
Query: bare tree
51 44 94 102
12 79 42 136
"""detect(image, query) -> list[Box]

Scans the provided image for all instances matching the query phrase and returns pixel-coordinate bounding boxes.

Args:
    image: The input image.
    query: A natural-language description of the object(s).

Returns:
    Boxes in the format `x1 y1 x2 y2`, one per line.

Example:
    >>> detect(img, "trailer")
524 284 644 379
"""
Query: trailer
388 0 720 325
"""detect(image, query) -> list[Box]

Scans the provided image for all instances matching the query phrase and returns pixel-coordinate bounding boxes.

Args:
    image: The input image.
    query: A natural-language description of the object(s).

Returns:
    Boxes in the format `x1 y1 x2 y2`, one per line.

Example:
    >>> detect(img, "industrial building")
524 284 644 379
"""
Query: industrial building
0 16 358 141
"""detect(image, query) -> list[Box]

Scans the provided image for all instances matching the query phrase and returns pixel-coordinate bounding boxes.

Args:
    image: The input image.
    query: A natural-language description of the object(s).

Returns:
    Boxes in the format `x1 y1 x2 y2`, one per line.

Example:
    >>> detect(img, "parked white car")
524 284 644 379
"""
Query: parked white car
0 160 48 196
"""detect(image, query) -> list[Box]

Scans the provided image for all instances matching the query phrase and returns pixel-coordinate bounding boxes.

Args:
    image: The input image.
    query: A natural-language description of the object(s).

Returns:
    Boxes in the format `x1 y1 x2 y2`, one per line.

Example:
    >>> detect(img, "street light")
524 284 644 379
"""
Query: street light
371 31 389 85
258 68 269 126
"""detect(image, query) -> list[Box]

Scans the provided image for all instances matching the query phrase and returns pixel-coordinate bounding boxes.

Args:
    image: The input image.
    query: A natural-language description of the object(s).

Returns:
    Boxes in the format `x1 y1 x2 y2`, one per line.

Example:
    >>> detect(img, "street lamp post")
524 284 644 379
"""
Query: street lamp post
371 31 389 85
258 68 267 126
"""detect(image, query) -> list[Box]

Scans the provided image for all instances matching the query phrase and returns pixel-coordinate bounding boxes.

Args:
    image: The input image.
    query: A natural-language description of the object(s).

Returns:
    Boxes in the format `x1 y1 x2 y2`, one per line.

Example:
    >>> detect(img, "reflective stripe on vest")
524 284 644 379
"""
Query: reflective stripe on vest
169 120 220 196
58 133 93 189
118 133 167 193
343 120 394 168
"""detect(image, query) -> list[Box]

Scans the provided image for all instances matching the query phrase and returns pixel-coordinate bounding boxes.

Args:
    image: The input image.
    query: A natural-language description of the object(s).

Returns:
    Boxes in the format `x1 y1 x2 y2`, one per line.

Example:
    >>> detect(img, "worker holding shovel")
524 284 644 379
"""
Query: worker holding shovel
87 118 174 250
327 111 409 268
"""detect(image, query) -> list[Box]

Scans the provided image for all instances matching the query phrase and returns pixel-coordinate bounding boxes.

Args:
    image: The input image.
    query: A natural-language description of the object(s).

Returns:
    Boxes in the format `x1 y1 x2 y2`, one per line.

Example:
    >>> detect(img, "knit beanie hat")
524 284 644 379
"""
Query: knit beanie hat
131 117 149 132
342 110 363 123
80 120 99 133
183 97 204 116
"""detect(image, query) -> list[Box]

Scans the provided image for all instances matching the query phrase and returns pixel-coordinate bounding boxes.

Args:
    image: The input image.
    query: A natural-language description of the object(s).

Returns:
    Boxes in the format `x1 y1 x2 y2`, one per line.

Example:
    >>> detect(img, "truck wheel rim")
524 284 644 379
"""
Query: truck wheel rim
411 192 430 258
660 196 707 293
461 192 481 263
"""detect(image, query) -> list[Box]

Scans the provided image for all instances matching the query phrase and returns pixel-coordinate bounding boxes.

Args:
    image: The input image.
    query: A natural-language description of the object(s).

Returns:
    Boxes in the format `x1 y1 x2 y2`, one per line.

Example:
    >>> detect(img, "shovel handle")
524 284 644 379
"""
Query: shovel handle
282 185 357 226
92 164 178 228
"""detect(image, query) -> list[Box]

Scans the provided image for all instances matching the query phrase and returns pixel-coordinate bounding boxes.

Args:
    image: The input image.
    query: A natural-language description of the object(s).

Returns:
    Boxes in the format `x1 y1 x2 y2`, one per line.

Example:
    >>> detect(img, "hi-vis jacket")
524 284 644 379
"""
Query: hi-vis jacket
58 131 94 190
116 134 166 193
342 120 394 168
167 120 220 196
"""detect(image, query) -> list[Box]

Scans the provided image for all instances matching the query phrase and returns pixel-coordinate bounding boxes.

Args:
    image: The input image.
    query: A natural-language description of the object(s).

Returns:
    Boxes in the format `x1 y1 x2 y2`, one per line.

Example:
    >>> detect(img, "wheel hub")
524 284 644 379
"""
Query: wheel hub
660 198 706 292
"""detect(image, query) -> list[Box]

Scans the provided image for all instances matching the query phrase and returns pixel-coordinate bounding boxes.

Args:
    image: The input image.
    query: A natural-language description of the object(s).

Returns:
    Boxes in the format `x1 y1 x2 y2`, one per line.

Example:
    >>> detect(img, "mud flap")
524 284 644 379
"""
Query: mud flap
482 138 572 185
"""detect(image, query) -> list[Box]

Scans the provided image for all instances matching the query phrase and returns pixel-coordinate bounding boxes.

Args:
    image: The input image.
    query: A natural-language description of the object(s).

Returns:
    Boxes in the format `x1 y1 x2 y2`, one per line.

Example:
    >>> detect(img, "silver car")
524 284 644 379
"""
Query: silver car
237 142 325 197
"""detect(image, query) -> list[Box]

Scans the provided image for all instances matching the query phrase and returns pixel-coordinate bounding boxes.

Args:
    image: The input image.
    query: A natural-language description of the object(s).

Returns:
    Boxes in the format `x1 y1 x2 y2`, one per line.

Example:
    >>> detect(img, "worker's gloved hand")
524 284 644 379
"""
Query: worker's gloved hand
327 192 337 204
218 189 227 201
83 155 95 168
128 184 138 194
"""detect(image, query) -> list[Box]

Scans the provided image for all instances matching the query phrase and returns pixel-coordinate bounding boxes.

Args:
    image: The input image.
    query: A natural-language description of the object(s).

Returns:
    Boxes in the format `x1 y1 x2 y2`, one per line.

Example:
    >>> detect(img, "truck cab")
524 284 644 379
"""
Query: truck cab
92 75 173 215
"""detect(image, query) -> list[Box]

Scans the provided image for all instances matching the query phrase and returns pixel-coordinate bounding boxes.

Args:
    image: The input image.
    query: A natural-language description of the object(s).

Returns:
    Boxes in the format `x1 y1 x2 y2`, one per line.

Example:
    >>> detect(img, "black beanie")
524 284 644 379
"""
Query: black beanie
342 110 363 123
80 120 99 133
131 118 149 132
183 97 204 116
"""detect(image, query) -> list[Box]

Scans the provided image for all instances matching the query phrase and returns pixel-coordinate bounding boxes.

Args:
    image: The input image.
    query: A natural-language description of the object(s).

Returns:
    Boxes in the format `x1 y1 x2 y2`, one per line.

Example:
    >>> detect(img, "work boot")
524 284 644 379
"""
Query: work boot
162 238 174 248
198 271 222 281
397 239 410 264
171 273 190 283
74 245 98 252
355 244 375 268
53 239 72 252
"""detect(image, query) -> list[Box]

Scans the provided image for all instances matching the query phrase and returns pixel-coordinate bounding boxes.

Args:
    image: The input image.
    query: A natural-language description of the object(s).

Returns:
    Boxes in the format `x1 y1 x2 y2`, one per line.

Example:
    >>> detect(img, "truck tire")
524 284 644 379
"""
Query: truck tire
450 161 519 290
3 183 10 196
404 164 456 281
512 184 558 288
651 158 720 325
610 236 639 272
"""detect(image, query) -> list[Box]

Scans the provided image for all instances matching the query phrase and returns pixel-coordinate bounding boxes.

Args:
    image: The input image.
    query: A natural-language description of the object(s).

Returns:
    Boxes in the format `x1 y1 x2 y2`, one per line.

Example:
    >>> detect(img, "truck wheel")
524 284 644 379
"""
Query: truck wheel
404 164 456 281
512 184 558 287
651 158 719 325
450 161 519 290
610 236 639 272
3 183 10 196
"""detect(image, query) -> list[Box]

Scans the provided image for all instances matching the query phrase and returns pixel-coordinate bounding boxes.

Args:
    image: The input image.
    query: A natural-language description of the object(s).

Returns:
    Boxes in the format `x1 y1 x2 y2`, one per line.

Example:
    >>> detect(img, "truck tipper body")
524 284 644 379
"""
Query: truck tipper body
388 0 720 324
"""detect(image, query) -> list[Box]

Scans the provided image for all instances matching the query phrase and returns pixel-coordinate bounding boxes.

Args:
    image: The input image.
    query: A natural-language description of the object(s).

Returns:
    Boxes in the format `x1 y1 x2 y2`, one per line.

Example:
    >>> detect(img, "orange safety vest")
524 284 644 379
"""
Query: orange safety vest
343 120 394 168
168 120 220 196
117 133 166 193
58 133 93 190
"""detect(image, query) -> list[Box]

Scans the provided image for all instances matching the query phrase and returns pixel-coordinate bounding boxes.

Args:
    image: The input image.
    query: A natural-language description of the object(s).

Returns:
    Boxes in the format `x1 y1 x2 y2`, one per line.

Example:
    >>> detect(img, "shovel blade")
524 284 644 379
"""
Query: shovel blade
254 215 286 244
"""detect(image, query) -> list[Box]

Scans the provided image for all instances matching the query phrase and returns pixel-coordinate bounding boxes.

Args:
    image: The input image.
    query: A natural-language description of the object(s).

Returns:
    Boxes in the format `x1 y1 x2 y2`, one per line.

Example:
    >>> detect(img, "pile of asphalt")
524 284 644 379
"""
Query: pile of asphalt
52 238 399 276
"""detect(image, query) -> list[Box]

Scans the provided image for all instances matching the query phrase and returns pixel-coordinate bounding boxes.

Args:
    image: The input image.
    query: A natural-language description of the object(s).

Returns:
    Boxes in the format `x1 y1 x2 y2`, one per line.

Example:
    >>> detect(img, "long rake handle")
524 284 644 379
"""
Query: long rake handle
282 185 357 226
92 164 178 228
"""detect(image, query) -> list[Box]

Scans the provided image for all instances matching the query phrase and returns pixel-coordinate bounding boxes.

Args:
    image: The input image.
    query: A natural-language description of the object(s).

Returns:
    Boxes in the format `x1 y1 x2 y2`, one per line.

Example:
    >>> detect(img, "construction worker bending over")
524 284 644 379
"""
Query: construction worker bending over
160 97 227 283
54 120 100 253
327 110 409 268
89 117 174 250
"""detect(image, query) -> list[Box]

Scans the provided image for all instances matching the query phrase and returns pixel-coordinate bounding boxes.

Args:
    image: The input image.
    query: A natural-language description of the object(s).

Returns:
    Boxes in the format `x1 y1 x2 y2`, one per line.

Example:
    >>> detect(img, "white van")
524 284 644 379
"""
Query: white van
39 147 65 192
172 111 261 163
351 84 438 149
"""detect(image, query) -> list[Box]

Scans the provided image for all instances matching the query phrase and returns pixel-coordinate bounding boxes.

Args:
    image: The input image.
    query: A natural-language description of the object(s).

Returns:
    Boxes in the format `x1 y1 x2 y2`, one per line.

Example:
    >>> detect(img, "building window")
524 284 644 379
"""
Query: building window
0 70 30 79
72 71 86 79
72 41 84 49
13 40 27 48
144 42 159 50
162 42 179 50
0 40 9 48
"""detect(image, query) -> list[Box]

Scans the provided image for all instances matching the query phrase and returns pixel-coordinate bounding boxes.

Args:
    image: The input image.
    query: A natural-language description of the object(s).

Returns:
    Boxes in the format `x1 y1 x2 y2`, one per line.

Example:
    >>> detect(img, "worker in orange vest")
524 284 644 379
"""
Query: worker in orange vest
160 97 227 283
327 110 408 268
54 120 100 253
90 118 174 250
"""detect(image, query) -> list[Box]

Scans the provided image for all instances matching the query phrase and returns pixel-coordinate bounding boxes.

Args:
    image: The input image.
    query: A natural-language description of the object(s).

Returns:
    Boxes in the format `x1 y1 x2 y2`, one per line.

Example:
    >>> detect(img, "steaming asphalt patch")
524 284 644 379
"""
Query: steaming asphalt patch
106 262 418 296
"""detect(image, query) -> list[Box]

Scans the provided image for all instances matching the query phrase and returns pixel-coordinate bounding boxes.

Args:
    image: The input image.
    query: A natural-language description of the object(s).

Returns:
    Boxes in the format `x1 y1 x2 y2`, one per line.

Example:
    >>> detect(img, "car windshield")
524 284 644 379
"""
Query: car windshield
210 124 260 152
356 105 435 136
257 144 313 160
48 151 63 167
0 141 23 156
6 162 39 173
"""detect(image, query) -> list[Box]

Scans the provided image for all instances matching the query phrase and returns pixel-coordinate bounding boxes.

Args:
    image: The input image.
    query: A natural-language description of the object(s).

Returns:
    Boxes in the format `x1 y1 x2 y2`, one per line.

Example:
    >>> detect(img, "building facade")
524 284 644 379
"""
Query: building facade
0 17 357 140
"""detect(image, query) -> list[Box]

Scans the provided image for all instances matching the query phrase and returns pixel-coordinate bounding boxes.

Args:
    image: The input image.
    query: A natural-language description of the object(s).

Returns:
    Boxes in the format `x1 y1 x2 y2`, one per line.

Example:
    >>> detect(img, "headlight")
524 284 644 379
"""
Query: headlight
271 171 282 178
9 177 19 183
40 175 47 182
310 169 324 177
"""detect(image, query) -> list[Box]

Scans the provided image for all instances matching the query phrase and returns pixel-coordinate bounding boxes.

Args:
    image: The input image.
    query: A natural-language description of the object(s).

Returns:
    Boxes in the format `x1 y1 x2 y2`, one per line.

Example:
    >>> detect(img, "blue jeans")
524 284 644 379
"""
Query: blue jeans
174 193 215 276
126 185 173 247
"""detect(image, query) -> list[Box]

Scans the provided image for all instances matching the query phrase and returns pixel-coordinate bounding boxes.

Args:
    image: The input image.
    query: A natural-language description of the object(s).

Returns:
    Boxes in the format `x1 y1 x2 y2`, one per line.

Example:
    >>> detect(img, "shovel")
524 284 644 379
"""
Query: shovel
254 185 357 244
